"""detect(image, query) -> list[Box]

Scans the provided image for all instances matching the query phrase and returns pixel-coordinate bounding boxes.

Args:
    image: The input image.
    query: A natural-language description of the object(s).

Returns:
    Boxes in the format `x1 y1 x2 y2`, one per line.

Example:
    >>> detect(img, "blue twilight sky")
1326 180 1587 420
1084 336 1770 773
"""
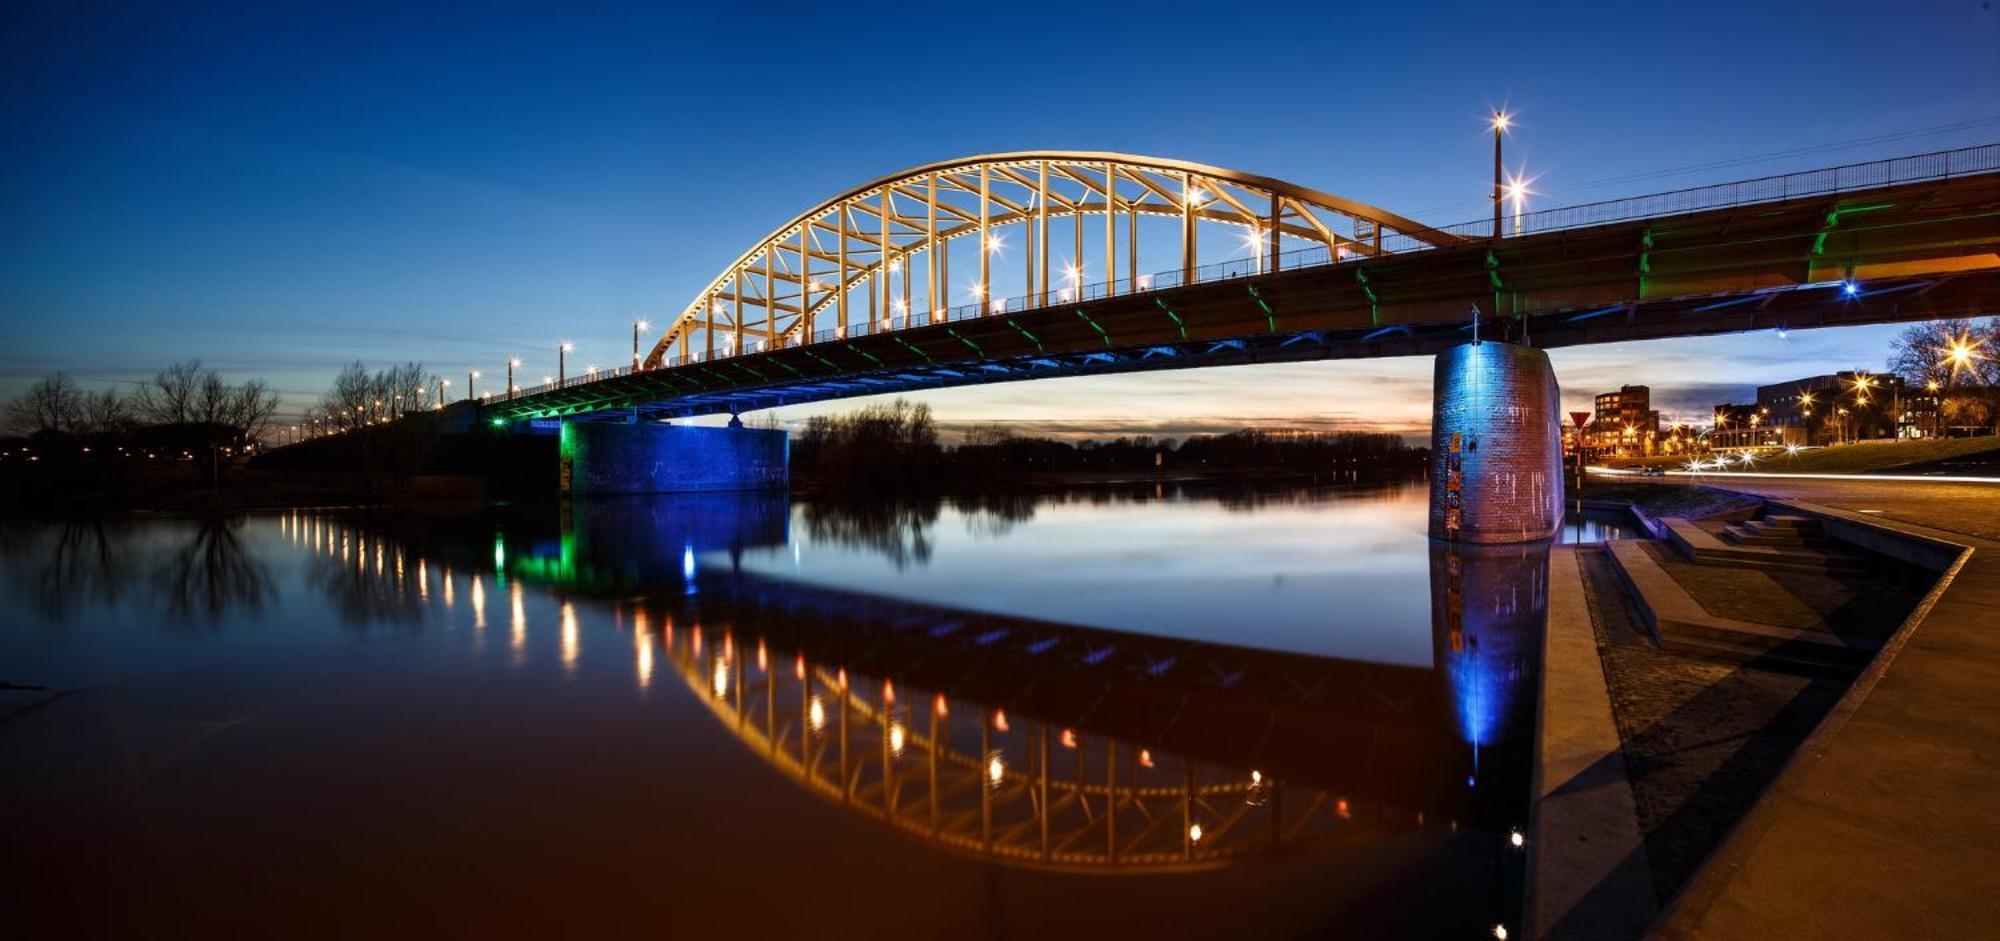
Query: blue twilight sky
3 0 1997 438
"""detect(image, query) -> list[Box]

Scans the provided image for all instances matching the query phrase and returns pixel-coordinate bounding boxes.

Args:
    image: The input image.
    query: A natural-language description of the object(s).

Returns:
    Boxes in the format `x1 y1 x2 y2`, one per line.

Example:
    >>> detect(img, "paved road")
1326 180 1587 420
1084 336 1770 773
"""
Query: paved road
1601 473 2000 542
1648 475 2000 940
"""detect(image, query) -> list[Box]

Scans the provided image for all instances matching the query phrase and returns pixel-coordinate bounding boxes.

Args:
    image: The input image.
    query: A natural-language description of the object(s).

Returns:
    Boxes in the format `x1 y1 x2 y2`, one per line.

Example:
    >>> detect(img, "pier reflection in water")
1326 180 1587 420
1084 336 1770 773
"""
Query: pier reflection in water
2 482 1547 938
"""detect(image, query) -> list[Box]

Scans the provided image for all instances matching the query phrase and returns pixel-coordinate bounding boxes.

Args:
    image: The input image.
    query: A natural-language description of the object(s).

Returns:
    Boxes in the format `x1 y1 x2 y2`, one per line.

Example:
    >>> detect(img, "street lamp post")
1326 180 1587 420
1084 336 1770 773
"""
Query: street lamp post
437 378 450 410
634 320 649 370
559 342 573 385
1490 111 1509 240
468 370 479 402
507 358 521 400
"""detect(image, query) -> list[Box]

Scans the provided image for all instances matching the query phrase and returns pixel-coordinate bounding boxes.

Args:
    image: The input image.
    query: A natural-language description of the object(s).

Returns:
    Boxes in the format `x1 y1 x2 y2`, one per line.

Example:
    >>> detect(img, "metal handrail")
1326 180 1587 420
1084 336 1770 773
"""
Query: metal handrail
504 142 1999 400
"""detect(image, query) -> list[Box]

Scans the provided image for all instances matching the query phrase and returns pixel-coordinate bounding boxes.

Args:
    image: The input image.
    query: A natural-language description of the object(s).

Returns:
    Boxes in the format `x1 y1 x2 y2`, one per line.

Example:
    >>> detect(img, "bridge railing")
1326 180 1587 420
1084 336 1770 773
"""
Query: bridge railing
500 143 1998 404
1423 141 2000 242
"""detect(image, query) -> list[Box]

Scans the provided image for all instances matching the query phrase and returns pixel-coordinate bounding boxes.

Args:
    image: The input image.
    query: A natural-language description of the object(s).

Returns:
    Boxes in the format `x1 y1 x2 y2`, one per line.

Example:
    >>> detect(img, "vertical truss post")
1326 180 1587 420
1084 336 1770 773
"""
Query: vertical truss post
881 687 894 819
1106 740 1118 863
928 700 942 835
1128 199 1138 292
1072 184 1083 298
838 681 850 801
1038 724 1051 859
1182 761 1196 860
732 275 744 355
763 249 775 348
1181 172 1197 283
1104 161 1118 297
926 175 939 323
981 719 994 851
978 165 991 313
799 225 814 341
836 204 849 337
799 661 811 778
1037 160 1050 306
1267 192 1282 274
880 188 892 330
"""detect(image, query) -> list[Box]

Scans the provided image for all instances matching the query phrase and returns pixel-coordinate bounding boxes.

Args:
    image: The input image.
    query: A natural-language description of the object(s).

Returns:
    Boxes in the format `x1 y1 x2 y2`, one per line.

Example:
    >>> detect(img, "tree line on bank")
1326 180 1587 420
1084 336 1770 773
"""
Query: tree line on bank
1 362 280 497
269 361 461 497
790 398 1422 495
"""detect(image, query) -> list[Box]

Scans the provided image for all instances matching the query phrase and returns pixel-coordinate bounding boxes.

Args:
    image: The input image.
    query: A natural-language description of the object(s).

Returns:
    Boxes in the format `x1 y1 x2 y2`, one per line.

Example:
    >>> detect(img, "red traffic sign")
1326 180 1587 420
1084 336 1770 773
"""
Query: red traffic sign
1569 411 1591 429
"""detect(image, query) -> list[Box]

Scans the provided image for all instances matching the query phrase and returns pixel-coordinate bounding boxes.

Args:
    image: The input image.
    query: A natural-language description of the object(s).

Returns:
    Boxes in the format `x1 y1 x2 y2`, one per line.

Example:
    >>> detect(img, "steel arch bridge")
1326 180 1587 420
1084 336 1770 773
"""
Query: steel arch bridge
643 152 1464 368
482 144 1999 423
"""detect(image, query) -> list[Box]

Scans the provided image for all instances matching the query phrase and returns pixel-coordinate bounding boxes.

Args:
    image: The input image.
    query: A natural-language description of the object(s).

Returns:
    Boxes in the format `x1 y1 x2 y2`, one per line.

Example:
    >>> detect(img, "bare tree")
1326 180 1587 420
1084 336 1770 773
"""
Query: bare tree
321 361 377 433
79 388 134 434
130 359 280 446
4 373 84 435
131 360 205 426
222 379 281 446
1889 317 2000 433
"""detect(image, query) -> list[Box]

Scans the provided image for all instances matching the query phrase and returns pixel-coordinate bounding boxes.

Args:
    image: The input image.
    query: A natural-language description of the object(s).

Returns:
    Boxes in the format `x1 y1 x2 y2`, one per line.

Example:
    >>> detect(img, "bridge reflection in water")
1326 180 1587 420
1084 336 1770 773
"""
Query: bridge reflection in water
281 490 1545 877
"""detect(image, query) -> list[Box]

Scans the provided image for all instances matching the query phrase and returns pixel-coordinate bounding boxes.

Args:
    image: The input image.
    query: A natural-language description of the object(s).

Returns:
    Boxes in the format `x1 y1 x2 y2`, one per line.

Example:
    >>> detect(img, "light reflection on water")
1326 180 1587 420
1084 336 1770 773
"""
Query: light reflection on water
0 481 1548 938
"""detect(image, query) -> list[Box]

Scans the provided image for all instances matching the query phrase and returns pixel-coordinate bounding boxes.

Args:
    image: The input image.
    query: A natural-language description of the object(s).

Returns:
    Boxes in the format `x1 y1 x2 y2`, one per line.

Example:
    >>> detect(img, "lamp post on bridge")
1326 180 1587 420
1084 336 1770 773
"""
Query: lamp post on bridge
468 370 479 402
633 319 649 371
1490 110 1510 240
559 342 573 385
437 377 450 410
507 358 521 400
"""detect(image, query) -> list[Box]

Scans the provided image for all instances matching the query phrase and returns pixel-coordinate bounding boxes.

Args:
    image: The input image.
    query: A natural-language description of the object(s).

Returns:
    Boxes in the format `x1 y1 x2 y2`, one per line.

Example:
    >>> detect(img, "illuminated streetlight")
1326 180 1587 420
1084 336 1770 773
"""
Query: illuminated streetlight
1941 333 1986 380
1504 176 1531 236
633 319 650 370
1490 109 1512 239
559 342 573 384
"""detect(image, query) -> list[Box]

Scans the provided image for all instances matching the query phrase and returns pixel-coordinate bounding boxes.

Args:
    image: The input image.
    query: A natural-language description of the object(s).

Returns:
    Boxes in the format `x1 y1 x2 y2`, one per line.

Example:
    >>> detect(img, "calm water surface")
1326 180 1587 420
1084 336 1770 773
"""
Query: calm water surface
1 479 1574 938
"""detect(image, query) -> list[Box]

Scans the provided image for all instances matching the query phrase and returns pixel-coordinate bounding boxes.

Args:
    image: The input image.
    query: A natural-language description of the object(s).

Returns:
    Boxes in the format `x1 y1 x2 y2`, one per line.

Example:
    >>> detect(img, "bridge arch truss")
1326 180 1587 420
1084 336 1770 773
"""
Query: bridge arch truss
645 152 1459 367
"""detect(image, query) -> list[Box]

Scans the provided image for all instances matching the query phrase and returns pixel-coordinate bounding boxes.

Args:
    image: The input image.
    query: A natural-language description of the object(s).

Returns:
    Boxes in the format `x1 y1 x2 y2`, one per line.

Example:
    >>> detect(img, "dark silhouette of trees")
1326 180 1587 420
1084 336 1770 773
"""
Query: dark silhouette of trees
794 398 942 494
3 373 84 435
296 361 444 496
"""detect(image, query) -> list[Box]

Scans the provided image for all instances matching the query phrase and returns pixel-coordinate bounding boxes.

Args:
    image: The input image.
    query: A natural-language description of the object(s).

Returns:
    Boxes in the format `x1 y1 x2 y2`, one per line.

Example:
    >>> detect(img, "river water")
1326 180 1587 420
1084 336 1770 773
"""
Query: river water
1 478 1596 938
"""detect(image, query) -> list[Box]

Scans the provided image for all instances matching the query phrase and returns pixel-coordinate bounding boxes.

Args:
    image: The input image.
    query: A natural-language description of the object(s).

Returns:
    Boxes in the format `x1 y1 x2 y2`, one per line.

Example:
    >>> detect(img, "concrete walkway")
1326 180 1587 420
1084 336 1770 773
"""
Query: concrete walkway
1532 547 1657 940
1646 478 2000 938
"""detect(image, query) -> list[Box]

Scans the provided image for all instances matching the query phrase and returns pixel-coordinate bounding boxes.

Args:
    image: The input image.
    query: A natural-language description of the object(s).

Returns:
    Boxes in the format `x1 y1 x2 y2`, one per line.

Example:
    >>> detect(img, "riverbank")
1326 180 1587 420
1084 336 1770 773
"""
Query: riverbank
1537 476 1996 939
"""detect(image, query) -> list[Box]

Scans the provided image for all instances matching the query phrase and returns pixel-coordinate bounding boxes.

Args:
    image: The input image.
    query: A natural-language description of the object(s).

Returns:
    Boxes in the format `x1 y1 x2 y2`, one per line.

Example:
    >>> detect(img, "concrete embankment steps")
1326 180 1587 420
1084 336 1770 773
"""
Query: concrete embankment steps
1662 517 1866 575
1719 515 1821 547
1601 537 1880 674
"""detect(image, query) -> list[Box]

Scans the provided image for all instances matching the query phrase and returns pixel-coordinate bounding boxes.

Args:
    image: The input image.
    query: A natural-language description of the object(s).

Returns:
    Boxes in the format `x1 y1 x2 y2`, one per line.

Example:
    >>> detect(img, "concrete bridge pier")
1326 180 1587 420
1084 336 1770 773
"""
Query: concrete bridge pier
559 421 789 495
1429 341 1565 543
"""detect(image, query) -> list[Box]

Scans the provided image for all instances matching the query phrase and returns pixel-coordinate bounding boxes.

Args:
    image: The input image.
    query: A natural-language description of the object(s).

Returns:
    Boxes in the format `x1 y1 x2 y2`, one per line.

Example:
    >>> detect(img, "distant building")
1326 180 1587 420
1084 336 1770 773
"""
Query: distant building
1755 372 1905 446
1710 402 1792 451
1710 371 1909 450
1586 385 1660 456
